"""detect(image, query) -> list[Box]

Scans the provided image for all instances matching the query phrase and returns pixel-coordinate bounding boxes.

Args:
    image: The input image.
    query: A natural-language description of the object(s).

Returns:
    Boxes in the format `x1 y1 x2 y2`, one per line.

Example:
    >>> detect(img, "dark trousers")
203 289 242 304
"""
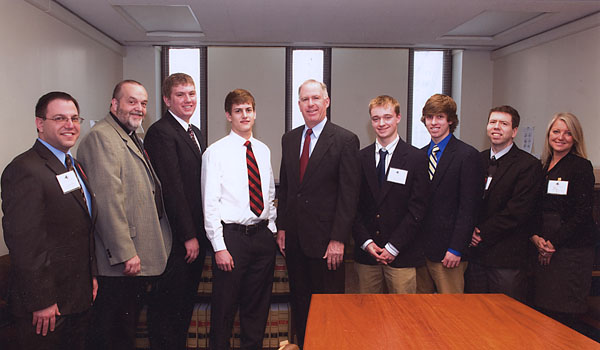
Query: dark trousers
465 262 527 303
87 276 158 350
151 244 205 350
15 308 91 350
209 224 276 350
285 235 345 348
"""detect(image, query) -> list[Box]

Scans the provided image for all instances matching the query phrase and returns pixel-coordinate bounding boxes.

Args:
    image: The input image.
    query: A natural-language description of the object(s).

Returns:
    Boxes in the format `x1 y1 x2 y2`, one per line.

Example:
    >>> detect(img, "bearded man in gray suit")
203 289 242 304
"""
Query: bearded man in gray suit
77 80 172 350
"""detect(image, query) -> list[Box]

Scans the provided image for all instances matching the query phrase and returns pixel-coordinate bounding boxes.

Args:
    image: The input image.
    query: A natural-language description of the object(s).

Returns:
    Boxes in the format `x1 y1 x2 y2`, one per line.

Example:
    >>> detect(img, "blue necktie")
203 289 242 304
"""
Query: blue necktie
377 149 388 186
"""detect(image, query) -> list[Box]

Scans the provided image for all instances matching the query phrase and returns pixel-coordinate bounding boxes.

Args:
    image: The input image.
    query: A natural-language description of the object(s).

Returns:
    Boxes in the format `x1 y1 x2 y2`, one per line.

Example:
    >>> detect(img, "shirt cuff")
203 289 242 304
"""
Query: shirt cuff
447 248 461 257
210 236 227 252
385 243 399 257
361 239 374 251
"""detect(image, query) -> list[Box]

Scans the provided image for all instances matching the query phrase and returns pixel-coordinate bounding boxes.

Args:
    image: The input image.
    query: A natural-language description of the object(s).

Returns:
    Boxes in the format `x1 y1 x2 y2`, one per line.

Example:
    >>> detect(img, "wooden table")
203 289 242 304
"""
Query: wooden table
304 294 600 349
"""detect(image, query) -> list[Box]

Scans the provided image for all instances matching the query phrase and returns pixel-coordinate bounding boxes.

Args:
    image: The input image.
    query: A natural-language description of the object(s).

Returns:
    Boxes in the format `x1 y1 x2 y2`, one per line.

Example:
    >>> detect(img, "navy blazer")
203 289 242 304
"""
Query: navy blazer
277 121 361 258
420 135 485 262
353 139 429 267
470 144 543 268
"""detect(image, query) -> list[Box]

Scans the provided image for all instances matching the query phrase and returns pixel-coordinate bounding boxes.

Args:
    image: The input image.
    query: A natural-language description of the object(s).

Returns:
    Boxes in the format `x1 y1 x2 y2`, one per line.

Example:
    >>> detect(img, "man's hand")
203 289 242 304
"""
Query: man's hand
215 250 235 271
92 277 98 301
536 238 555 266
276 230 286 257
323 240 344 271
365 242 384 261
184 237 200 263
378 248 396 265
442 250 461 268
32 303 60 336
470 227 482 247
123 255 141 276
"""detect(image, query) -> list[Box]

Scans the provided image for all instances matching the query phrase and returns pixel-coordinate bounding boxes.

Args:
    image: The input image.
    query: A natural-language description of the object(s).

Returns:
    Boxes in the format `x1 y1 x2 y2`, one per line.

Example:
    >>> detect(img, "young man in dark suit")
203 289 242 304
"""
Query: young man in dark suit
276 79 360 347
144 73 209 349
2 92 96 349
416 94 485 294
466 105 543 302
353 95 429 293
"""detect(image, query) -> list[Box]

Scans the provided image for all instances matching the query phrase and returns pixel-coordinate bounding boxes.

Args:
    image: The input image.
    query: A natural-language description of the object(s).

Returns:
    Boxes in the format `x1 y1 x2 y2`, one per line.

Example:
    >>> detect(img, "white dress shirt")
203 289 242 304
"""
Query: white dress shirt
201 131 277 252
299 117 327 157
361 134 401 257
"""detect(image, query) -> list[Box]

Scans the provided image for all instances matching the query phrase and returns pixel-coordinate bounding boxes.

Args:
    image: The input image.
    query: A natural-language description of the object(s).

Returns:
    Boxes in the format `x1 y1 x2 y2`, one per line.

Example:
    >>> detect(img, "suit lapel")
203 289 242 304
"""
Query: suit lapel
165 112 202 160
74 159 97 223
301 122 334 185
33 141 90 216
361 143 379 200
430 135 457 191
378 140 408 205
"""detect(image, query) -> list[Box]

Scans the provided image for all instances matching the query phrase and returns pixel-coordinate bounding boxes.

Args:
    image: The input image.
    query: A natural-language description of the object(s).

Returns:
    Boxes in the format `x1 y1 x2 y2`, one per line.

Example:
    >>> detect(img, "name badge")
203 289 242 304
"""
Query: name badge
56 170 81 194
485 176 492 190
547 180 568 195
387 167 407 185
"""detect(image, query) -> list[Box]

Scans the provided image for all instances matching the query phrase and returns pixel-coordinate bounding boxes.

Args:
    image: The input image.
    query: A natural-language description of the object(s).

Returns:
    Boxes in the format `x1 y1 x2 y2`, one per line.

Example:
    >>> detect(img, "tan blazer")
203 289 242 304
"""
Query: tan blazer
77 115 172 276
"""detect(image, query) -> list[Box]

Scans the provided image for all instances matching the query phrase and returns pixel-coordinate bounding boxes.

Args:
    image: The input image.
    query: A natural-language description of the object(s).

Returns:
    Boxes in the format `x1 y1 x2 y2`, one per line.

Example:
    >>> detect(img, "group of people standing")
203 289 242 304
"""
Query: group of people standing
1 73 595 350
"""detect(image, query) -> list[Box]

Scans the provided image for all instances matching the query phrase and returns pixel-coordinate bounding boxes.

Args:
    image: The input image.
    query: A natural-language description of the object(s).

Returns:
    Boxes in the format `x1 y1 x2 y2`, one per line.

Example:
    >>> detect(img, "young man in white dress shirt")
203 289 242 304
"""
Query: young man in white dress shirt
201 89 277 350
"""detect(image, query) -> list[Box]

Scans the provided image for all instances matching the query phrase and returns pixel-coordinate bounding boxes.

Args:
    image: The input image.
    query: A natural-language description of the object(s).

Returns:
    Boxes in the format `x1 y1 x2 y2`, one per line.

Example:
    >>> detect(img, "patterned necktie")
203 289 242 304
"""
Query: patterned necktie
65 154 88 208
245 141 264 217
187 126 201 154
299 129 313 182
429 145 440 180
377 149 388 186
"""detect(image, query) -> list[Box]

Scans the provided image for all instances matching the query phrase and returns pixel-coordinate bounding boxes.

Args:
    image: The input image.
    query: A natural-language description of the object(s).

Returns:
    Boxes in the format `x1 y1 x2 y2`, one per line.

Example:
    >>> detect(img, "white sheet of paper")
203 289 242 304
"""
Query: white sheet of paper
547 180 568 195
485 176 492 190
387 167 408 185
56 170 81 194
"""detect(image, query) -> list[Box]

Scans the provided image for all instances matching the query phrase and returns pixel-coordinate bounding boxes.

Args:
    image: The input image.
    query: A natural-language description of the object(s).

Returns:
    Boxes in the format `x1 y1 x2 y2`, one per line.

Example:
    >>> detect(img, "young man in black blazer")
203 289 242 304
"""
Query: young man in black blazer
144 73 208 349
353 95 429 293
416 94 485 294
466 105 542 302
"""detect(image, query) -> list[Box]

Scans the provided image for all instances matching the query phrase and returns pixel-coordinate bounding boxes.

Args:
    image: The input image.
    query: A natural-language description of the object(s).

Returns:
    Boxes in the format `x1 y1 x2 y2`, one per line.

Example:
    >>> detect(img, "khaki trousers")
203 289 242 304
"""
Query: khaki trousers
355 263 416 294
416 258 467 294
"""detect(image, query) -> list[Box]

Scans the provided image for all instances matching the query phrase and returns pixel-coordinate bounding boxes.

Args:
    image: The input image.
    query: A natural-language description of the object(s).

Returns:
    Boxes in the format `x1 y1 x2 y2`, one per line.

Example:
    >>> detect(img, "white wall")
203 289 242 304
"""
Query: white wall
0 0 124 255
331 48 409 148
207 47 286 179
492 26 600 163
455 50 494 150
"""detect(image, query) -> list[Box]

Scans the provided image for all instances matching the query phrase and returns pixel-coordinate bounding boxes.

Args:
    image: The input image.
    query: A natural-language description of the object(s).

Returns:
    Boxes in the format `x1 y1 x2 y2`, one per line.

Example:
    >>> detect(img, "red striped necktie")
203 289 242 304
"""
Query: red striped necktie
245 141 264 216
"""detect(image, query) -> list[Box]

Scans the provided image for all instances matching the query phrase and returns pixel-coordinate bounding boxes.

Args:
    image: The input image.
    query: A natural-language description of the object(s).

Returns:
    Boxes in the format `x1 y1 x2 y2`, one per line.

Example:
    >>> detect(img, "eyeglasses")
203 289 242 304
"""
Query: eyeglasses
38 116 85 124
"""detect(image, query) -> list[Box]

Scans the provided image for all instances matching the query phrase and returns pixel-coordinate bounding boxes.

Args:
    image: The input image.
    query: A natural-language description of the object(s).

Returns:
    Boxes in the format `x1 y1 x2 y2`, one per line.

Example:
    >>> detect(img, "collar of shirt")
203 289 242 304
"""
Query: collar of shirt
300 118 327 157
228 130 256 146
169 110 191 131
427 133 452 159
490 142 513 160
37 138 72 167
375 134 400 156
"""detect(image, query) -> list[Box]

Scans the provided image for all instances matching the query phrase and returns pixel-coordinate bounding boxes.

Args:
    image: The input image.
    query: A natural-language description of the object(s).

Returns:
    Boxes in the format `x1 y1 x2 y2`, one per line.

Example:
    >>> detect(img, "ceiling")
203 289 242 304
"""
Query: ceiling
52 0 600 50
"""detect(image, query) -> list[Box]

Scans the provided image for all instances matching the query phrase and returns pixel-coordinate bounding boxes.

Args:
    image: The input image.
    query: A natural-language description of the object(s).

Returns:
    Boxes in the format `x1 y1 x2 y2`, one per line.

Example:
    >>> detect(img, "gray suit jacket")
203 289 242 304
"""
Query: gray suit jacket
77 114 172 276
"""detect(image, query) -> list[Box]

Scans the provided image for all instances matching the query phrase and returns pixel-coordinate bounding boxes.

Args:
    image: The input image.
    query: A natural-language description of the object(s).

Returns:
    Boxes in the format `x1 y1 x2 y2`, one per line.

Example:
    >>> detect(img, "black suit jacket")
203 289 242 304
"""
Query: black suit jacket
470 144 543 268
277 121 360 258
420 135 485 262
353 139 429 267
144 112 208 251
1 140 96 317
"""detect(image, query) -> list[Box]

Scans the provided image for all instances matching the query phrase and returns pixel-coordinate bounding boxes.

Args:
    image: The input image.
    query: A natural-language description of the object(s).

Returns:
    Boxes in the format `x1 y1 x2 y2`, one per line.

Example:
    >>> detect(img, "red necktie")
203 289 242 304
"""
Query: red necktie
245 141 264 216
299 129 313 182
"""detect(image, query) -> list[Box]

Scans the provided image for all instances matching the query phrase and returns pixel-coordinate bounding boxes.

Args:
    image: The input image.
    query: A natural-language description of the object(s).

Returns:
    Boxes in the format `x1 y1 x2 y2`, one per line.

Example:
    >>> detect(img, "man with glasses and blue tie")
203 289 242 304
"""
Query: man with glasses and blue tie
2 91 97 350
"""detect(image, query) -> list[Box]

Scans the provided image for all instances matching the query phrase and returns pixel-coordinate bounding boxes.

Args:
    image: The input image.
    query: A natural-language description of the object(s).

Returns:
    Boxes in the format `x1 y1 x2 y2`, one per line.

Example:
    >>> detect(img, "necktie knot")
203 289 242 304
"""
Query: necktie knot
306 129 313 137
244 140 251 147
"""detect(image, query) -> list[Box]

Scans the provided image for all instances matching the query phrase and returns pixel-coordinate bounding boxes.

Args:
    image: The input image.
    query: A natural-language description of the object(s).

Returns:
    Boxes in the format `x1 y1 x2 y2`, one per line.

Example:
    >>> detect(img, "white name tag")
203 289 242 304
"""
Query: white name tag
387 167 407 185
547 180 568 195
56 170 81 194
485 176 492 190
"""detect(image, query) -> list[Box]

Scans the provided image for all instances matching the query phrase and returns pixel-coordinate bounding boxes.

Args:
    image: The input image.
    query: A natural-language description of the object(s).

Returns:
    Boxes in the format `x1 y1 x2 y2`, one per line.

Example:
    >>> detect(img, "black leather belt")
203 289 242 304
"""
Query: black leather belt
222 220 268 235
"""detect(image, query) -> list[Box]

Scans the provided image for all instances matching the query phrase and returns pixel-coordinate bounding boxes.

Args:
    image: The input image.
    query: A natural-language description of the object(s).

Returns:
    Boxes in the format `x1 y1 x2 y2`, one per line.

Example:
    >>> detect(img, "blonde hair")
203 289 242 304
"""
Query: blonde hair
541 112 587 167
